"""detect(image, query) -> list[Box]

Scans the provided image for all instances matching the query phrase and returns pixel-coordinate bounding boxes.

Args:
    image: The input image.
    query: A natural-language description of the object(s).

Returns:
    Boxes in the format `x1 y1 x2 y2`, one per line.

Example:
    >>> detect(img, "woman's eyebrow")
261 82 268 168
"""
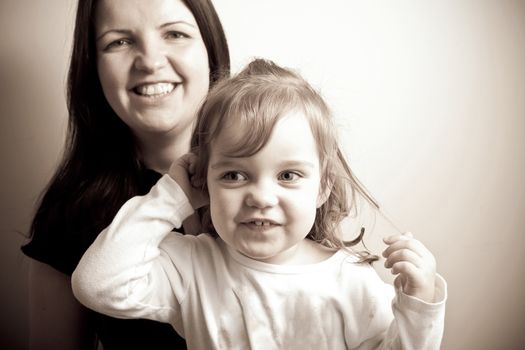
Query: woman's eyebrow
96 20 197 42
160 20 197 29
96 29 132 42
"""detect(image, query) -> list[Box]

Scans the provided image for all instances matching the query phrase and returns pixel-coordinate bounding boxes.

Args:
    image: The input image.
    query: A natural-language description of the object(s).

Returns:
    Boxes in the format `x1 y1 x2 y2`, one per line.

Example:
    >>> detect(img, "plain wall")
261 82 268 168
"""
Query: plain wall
1 1 524 349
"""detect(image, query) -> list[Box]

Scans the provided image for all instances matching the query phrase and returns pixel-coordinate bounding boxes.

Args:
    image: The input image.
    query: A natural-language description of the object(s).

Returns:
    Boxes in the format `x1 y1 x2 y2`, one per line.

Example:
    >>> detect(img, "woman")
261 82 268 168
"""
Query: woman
22 0 230 348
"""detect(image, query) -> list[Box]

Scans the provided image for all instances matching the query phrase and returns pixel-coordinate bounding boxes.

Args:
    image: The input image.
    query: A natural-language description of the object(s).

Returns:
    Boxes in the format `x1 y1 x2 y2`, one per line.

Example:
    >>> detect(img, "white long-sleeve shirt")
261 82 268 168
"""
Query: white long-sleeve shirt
72 174 447 350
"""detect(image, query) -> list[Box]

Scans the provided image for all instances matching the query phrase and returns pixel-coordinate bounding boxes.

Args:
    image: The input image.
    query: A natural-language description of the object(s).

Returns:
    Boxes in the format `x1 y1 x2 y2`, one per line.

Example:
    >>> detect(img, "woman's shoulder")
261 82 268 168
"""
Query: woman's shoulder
21 234 73 275
21 221 93 276
22 166 162 275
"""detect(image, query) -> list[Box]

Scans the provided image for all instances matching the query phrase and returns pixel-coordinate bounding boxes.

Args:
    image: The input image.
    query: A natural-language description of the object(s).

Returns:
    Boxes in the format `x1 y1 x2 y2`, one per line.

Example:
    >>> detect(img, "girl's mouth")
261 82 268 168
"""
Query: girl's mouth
250 220 274 227
242 219 281 231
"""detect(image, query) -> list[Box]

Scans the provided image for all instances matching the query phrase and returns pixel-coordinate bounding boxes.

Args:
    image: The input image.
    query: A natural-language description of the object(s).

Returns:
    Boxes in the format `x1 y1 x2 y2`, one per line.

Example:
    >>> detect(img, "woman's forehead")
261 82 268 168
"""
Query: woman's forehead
95 0 197 31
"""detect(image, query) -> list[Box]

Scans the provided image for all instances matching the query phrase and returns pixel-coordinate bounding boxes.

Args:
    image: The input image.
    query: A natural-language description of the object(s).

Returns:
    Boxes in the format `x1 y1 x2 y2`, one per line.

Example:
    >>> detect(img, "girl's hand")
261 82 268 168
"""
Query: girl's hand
168 153 208 210
382 232 437 303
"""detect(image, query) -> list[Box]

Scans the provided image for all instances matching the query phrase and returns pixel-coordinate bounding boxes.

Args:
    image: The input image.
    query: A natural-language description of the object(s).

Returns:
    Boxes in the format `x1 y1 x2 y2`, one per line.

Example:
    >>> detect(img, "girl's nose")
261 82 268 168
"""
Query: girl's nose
245 182 278 209
133 42 168 73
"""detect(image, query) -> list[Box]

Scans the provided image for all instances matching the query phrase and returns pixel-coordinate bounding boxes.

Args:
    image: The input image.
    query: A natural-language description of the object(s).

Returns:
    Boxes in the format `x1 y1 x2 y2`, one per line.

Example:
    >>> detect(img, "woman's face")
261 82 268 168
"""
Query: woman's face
94 0 210 142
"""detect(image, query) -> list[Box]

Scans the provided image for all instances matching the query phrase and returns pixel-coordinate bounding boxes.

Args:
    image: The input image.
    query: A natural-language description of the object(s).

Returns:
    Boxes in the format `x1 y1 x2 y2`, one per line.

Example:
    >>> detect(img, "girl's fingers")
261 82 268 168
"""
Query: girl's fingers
390 261 419 276
391 260 436 302
185 153 197 175
394 275 405 290
383 232 437 302
384 248 422 269
190 176 205 188
383 231 412 244
382 236 429 259
184 154 206 188
173 153 204 188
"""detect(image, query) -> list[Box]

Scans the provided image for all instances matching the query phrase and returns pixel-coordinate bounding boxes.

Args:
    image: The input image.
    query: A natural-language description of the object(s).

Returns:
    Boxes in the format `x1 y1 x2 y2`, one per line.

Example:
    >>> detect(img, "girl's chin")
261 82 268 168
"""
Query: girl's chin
237 246 275 262
239 248 288 264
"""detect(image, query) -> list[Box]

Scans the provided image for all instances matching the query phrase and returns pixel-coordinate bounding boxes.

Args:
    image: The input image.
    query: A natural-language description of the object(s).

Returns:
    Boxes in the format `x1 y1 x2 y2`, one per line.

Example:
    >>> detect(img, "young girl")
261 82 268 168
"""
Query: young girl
72 59 447 349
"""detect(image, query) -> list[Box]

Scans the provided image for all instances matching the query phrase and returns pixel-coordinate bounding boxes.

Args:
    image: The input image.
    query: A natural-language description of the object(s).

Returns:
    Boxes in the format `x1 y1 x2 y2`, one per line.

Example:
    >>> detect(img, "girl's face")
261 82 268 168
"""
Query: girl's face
207 112 326 264
94 0 210 143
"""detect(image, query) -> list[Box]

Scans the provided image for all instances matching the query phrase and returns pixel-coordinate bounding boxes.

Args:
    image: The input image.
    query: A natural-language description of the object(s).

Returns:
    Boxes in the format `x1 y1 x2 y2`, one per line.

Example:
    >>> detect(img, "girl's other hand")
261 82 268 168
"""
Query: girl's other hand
382 232 437 303
168 153 209 210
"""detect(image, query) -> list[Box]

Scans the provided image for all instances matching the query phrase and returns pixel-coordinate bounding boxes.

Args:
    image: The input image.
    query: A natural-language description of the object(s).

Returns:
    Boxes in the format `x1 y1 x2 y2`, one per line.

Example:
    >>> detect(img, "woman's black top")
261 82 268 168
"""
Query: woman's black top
22 168 187 349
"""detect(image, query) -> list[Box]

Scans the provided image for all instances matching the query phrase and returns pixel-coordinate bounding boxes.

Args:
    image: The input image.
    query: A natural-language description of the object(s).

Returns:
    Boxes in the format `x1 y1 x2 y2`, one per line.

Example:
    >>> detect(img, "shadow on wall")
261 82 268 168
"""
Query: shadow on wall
0 27 68 350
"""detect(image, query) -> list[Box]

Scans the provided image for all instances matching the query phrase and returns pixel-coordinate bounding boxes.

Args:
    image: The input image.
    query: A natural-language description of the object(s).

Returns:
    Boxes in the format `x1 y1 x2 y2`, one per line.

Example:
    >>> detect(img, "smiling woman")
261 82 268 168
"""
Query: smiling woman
20 0 229 348
94 0 210 166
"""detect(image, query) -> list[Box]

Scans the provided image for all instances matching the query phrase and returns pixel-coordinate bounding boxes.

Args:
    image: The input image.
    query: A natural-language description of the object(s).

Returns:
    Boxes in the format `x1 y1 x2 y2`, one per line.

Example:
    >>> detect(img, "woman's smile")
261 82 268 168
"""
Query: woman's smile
95 0 210 136
132 82 177 97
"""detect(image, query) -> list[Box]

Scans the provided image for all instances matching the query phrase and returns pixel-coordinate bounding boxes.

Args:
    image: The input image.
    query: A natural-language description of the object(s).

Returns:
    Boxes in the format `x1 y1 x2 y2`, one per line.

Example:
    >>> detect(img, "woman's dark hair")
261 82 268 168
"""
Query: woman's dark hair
24 0 230 273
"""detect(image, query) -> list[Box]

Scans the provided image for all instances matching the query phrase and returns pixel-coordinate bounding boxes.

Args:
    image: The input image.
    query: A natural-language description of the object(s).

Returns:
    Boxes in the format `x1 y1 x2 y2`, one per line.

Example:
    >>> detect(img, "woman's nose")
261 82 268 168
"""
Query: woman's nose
245 181 278 209
133 41 168 73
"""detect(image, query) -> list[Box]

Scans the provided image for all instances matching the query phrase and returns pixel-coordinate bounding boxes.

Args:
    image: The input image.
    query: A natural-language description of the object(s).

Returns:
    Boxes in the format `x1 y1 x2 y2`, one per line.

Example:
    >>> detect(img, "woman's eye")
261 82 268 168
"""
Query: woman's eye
221 172 247 182
105 39 131 51
278 171 301 182
166 31 188 40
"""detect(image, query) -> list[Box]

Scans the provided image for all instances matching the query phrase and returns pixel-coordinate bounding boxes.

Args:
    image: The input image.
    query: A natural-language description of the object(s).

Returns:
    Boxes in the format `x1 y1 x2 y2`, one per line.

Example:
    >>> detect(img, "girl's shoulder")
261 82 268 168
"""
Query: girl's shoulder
160 231 217 249
337 249 394 296
160 232 226 265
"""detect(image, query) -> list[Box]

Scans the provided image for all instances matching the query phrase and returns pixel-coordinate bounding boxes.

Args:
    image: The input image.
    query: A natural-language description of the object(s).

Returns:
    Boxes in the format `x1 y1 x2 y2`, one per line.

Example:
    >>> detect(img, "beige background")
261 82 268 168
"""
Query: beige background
1 0 524 349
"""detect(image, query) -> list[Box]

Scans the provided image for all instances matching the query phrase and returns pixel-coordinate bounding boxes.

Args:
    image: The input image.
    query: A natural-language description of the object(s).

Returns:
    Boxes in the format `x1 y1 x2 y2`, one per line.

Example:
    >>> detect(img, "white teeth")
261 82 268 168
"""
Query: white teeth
253 221 271 226
135 83 175 96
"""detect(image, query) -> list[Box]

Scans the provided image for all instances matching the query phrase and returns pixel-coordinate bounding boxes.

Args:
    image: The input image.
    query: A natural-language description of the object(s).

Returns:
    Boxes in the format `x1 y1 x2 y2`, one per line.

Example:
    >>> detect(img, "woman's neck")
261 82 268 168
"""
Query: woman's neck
136 129 192 174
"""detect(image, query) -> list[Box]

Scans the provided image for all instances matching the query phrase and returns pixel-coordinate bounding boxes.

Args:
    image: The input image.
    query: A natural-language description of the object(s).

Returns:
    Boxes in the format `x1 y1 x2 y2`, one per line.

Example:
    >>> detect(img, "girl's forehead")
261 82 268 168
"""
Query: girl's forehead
209 118 251 151
209 110 317 159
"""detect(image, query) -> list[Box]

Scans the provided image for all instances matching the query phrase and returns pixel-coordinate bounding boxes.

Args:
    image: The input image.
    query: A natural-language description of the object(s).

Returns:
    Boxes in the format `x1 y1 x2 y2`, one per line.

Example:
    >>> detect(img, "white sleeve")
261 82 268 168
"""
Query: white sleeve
356 271 447 350
71 174 195 324
388 274 447 350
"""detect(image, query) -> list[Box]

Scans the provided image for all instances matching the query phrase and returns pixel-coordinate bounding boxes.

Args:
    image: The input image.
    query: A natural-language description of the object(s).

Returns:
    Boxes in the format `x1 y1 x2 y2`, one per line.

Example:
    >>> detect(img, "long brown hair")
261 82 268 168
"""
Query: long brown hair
25 0 231 273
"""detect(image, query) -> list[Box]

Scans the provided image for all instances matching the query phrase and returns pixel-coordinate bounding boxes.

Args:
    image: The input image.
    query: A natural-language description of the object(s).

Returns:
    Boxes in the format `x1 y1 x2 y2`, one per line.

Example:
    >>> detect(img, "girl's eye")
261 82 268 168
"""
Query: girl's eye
221 171 247 182
278 171 301 182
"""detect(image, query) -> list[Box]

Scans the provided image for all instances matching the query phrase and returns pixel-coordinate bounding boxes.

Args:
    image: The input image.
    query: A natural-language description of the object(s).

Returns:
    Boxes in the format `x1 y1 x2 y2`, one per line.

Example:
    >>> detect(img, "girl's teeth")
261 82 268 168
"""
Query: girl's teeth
136 83 175 96
253 221 271 226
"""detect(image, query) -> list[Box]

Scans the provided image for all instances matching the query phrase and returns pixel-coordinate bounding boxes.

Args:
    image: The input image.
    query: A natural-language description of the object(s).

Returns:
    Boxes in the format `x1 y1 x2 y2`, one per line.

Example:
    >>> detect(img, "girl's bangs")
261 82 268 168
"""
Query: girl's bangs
211 87 300 158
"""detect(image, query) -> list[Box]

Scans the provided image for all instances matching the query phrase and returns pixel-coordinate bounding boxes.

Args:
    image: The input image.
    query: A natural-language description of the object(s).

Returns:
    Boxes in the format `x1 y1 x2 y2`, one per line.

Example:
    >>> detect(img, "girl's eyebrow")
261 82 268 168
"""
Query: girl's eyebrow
210 159 316 170
278 160 316 169
209 160 240 170
96 21 197 42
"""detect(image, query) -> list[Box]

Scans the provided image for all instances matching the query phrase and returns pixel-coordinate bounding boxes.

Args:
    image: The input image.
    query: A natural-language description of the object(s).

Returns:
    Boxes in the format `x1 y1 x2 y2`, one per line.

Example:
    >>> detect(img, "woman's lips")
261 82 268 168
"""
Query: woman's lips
132 82 177 97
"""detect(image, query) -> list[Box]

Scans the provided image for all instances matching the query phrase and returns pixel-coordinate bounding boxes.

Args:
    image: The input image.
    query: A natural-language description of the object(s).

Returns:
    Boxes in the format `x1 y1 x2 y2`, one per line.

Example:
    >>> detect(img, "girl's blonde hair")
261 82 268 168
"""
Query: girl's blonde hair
191 58 378 262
